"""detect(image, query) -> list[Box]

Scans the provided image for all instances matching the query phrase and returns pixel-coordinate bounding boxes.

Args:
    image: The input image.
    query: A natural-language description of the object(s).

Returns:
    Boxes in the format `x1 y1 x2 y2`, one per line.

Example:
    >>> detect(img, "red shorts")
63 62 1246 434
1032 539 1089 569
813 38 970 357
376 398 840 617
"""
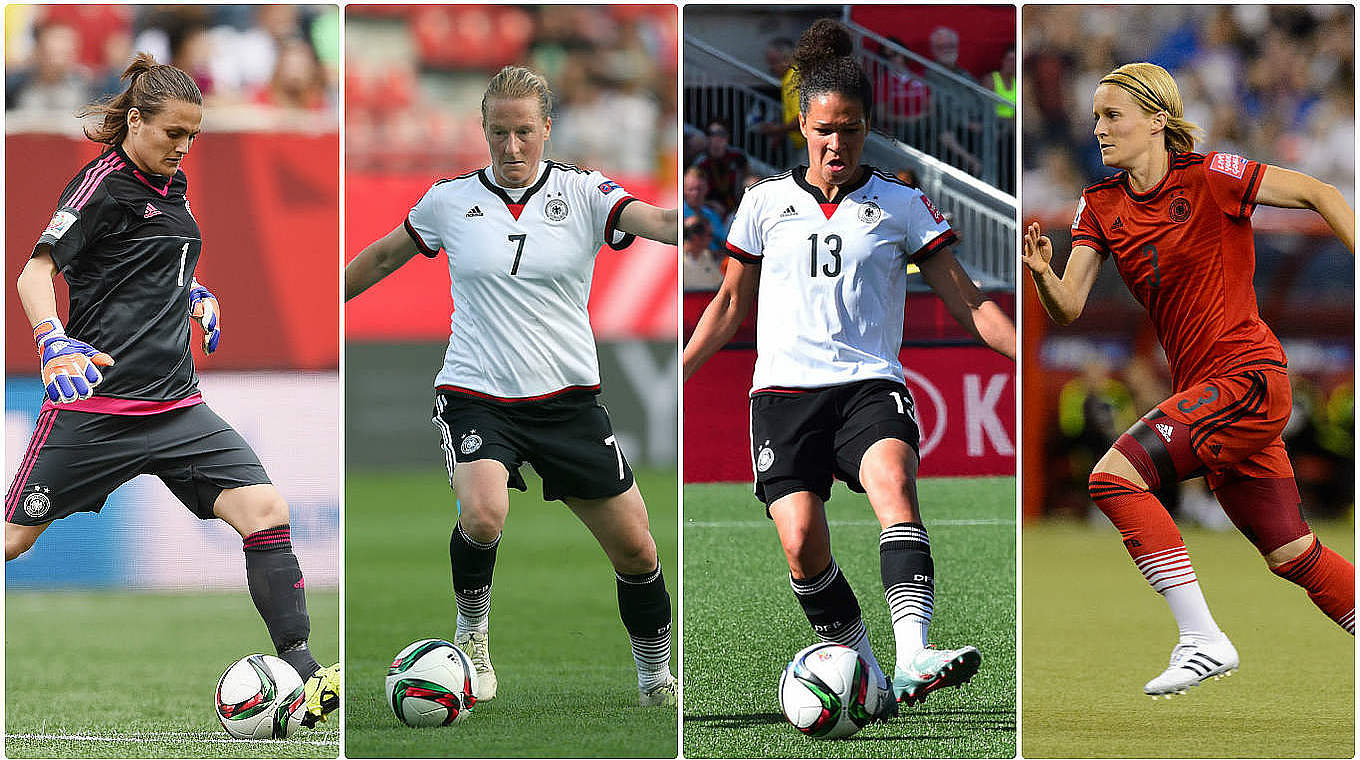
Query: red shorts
1155 365 1294 487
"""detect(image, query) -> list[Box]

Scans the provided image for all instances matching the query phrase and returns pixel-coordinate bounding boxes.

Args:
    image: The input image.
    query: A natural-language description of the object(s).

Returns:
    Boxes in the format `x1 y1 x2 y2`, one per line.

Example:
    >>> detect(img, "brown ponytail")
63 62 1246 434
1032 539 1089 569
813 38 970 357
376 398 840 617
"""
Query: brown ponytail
78 52 202 145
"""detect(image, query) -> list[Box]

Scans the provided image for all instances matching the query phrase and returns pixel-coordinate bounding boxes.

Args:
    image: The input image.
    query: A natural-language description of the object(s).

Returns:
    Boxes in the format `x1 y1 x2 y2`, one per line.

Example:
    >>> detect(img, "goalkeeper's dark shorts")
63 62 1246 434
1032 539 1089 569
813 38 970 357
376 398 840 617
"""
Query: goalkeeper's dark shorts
5 403 271 525
432 387 634 503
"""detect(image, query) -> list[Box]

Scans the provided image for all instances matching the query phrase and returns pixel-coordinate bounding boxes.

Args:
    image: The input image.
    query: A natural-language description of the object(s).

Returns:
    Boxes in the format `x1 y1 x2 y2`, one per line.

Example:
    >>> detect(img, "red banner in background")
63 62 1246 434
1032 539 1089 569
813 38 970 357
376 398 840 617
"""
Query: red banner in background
684 347 1015 483
5 133 339 371
345 172 678 341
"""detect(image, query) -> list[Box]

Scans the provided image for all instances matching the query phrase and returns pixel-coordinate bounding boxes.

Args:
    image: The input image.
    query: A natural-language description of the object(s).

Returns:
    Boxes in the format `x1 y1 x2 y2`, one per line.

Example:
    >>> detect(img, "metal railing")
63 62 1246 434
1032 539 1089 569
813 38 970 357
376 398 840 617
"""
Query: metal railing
684 37 1016 289
844 17 1014 193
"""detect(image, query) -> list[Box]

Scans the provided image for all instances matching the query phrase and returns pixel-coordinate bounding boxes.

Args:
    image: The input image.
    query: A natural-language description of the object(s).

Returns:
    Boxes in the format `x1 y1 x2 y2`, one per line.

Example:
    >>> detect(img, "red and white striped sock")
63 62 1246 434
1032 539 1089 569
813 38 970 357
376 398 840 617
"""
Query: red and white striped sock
1090 473 1223 640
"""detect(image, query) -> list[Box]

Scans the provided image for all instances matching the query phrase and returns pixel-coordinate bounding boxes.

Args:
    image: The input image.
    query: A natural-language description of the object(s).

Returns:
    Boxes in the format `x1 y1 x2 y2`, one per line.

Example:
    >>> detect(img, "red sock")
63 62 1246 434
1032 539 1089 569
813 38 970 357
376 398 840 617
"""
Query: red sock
1089 473 1196 592
1271 537 1356 634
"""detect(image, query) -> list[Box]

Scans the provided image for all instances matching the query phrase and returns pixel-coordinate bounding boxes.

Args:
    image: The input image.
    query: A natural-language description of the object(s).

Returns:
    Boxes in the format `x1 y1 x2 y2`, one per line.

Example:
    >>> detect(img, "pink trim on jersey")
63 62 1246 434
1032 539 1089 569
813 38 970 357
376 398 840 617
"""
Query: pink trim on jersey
41 393 204 416
65 153 126 211
437 383 600 403
6 408 59 520
130 167 172 197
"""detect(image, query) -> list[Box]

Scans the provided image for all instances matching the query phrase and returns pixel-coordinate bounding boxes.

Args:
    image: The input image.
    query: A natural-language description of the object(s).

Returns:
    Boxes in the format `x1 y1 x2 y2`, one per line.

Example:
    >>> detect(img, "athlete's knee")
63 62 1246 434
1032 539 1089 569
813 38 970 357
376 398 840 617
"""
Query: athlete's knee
457 500 505 543
250 489 289 528
610 533 658 575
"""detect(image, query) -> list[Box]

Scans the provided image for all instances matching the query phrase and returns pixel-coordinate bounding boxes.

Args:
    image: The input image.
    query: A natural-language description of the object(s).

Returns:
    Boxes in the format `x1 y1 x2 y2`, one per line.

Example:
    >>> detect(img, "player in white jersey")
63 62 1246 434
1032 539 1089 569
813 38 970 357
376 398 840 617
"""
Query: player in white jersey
346 66 679 707
684 20 1015 713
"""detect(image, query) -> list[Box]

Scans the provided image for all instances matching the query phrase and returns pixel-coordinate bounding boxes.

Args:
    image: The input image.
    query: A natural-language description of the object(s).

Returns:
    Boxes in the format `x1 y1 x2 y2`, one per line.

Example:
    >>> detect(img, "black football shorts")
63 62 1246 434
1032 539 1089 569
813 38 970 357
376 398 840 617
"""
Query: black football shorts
6 403 271 525
432 389 634 502
749 379 922 506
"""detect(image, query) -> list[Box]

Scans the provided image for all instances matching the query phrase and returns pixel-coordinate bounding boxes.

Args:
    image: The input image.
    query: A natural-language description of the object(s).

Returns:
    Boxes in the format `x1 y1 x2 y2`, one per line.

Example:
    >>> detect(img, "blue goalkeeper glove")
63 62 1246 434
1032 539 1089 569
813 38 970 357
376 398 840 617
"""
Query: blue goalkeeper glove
189 279 220 354
34 318 115 403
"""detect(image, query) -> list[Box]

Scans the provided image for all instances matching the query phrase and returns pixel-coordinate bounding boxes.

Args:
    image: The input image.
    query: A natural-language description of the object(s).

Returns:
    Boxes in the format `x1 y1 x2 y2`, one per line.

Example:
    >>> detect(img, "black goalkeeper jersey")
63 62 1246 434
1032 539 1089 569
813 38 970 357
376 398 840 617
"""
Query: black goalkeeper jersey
34 145 202 402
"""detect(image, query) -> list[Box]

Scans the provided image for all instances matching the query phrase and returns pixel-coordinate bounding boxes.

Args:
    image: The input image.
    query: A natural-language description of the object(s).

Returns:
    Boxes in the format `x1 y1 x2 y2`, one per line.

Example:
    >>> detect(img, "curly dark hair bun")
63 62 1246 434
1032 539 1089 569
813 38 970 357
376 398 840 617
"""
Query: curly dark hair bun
793 19 871 117
793 18 854 71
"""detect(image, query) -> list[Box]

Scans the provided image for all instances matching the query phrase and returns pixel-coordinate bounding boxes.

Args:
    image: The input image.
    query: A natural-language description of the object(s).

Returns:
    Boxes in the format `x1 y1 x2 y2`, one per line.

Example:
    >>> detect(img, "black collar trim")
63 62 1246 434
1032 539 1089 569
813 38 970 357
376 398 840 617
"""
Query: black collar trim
791 165 873 205
478 163 554 210
114 144 176 195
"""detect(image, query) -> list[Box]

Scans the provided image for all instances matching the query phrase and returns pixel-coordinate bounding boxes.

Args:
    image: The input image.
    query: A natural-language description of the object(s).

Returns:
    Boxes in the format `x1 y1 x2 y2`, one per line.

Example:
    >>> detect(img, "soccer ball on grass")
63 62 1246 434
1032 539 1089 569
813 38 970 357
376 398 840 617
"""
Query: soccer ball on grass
386 638 477 727
778 642 876 739
214 654 306 739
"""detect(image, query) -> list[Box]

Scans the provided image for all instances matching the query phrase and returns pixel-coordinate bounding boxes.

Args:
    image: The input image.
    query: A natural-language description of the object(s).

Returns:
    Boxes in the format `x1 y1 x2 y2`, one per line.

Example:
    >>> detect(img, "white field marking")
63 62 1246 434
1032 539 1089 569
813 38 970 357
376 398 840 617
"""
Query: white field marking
7 732 337 747
686 518 1014 528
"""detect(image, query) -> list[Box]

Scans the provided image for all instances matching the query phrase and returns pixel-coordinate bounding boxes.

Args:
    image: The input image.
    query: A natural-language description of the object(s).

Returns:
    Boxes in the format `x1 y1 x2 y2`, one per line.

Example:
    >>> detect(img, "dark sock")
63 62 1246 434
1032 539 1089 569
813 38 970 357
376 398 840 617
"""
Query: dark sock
450 522 499 630
244 525 319 679
616 564 672 688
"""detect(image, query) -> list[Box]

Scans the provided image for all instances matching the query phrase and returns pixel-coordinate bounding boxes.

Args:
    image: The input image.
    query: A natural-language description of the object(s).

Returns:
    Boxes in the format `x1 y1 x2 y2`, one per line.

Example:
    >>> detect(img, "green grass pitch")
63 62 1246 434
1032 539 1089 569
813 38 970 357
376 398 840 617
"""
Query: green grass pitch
683 476 1017 758
1023 517 1355 757
5 589 339 758
344 467 679 758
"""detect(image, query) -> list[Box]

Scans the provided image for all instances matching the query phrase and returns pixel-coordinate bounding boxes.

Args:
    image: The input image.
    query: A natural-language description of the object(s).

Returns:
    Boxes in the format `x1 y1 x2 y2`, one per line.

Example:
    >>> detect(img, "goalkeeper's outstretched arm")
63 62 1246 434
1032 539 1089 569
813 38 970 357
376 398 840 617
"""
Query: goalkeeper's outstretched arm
345 225 422 301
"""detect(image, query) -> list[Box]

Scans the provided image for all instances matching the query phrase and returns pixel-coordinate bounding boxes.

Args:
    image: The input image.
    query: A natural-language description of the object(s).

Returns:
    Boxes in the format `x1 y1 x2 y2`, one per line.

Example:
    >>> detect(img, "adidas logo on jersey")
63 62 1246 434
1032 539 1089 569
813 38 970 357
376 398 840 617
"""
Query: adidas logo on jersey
1111 216 1123 231
143 203 162 219
466 206 484 218
1156 423 1173 442
779 205 797 217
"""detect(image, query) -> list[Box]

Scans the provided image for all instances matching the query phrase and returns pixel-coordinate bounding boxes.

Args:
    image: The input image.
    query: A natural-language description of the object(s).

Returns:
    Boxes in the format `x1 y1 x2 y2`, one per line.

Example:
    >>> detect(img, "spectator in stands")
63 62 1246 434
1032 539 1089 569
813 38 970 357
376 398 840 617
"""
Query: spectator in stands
987 47 1016 120
753 36 803 167
927 27 973 84
255 37 329 112
682 167 728 255
691 119 748 217
7 23 90 115
875 37 930 149
922 26 983 178
682 215 724 291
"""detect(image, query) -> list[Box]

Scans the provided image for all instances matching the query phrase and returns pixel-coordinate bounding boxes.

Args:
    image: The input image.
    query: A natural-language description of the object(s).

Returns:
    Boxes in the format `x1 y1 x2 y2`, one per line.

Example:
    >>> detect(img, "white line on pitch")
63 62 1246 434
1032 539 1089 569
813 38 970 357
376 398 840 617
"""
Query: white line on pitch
7 733 337 746
686 518 1014 528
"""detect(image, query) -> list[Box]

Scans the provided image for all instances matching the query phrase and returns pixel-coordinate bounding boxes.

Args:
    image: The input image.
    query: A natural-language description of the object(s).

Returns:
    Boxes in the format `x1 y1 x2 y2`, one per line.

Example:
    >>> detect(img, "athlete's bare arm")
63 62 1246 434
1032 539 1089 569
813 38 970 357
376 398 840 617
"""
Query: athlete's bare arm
345 225 422 301
918 246 1016 360
1022 222 1103 326
17 249 61 328
681 258 760 381
618 201 678 246
1254 165 1354 254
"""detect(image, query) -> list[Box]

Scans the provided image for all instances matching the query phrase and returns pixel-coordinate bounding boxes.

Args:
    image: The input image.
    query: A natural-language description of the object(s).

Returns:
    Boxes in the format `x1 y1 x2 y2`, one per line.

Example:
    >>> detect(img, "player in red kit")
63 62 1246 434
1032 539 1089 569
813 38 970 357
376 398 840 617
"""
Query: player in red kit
1023 62 1354 697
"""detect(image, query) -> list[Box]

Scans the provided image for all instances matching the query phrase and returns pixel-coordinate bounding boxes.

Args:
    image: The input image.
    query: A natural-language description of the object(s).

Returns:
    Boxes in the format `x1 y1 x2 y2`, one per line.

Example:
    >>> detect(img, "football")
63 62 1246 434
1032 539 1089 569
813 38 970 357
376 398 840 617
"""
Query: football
778 642 875 739
215 654 306 739
386 639 477 727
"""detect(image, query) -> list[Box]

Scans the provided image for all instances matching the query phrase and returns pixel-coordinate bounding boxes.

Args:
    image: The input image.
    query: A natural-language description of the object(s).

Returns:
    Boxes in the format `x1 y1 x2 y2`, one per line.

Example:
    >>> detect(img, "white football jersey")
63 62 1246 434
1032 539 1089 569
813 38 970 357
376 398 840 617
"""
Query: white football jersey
406 161 636 399
726 166 956 391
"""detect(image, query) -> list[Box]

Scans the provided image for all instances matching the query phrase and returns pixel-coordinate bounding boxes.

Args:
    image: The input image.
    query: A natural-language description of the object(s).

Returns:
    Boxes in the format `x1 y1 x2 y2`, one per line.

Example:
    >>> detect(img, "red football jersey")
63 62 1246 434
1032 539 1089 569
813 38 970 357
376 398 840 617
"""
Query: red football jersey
1071 151 1285 390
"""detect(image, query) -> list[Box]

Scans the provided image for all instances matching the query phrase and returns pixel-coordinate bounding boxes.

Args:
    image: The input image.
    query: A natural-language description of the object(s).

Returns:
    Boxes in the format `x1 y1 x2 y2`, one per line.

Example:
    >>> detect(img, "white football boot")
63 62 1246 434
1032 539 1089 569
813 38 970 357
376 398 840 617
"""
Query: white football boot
455 631 497 701
1143 635 1239 698
639 672 677 707
867 677 900 723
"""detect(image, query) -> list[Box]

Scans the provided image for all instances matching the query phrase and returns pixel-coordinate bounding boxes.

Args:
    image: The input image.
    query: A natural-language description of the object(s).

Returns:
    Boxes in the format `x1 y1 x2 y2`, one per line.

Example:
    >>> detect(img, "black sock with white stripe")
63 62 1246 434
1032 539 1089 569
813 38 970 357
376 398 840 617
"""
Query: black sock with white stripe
791 558 887 686
450 522 498 634
616 564 673 691
880 522 934 672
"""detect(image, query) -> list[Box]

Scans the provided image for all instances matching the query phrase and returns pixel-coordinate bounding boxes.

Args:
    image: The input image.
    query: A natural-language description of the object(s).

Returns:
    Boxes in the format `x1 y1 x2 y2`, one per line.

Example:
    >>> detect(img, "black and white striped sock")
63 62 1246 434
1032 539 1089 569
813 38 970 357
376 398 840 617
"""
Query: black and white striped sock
880 522 934 671
450 522 499 634
791 558 886 686
617 565 673 691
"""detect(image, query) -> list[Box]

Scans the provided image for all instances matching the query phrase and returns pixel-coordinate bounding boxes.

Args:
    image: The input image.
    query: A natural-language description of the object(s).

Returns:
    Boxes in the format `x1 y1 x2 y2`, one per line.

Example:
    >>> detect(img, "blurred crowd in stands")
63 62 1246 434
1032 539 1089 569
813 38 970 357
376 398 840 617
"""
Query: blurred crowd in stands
6 4 338 130
346 4 676 175
1023 5 1355 219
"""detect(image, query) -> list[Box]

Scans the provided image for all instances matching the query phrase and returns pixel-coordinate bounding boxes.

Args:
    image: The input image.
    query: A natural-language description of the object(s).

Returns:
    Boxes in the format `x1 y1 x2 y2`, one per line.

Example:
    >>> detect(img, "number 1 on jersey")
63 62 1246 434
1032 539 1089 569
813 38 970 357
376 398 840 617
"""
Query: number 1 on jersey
178 242 189 286
508 233 527 275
